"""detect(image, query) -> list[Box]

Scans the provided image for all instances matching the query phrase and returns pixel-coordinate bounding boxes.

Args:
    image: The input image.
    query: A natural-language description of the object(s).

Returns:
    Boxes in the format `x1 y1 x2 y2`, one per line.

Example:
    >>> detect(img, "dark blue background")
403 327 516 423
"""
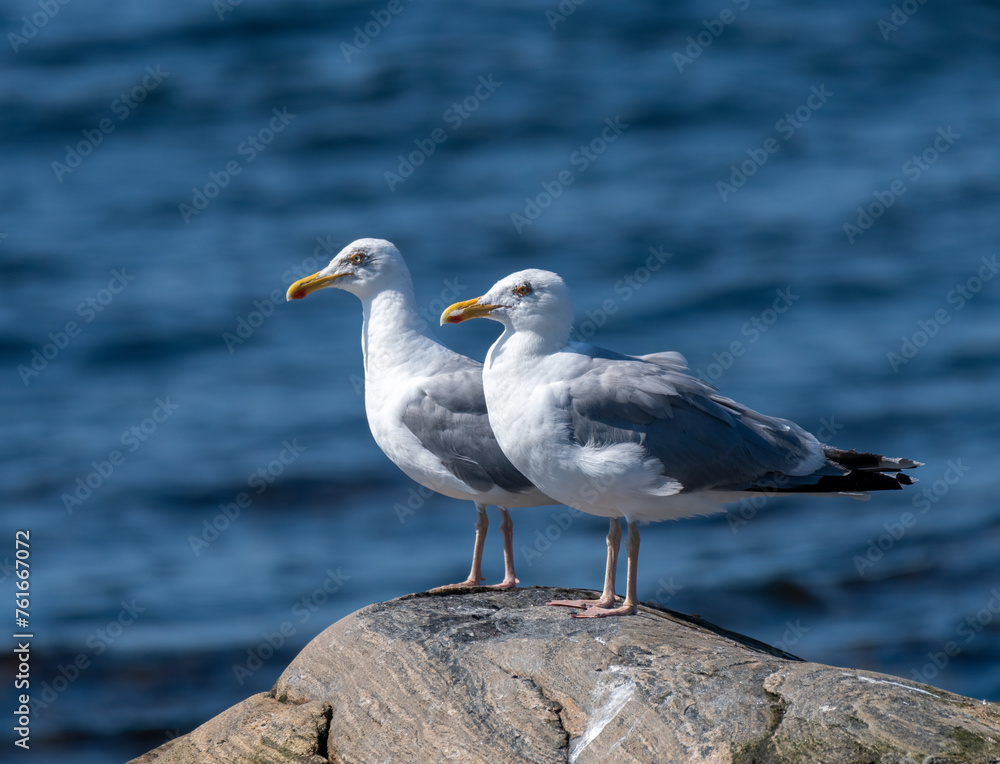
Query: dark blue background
1 1 999 761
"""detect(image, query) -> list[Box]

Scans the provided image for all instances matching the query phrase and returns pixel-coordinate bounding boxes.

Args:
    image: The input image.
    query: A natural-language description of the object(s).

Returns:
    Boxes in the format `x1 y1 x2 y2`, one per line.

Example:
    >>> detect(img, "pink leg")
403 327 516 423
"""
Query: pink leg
574 519 639 618
547 517 622 609
486 507 519 590
430 503 487 590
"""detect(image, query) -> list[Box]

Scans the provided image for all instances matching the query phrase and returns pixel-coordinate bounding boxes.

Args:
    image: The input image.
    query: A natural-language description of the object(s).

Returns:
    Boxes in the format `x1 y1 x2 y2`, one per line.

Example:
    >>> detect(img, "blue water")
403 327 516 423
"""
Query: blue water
2 1 999 760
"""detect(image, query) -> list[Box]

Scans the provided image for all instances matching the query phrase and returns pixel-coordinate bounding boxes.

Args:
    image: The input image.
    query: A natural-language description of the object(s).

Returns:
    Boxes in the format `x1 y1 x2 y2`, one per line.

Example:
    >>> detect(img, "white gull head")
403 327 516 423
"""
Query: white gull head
441 268 574 348
286 238 411 302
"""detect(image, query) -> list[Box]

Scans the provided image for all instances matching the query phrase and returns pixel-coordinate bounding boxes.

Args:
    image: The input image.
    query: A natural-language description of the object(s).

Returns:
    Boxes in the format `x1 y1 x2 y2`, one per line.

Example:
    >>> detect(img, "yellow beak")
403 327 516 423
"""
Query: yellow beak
286 271 347 301
440 297 498 325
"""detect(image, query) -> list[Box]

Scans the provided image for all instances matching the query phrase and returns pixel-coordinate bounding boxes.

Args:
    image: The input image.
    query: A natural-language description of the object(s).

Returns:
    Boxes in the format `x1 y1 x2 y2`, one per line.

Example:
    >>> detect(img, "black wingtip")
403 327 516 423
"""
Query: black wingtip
823 447 921 473
748 462 922 494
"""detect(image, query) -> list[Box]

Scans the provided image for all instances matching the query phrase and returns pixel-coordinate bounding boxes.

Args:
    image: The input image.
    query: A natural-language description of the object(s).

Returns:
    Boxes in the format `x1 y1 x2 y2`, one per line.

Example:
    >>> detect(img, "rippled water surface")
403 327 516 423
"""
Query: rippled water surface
2 1 999 760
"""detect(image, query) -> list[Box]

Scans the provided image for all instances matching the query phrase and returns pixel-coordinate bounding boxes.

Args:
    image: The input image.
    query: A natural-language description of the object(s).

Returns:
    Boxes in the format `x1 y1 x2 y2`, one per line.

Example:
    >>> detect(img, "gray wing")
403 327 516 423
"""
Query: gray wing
565 346 825 492
400 364 537 495
637 350 689 372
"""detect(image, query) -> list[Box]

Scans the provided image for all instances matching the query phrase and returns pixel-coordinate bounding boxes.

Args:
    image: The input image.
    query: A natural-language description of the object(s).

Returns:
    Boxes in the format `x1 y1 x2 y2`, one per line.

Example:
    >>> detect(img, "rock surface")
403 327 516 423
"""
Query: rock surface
131 587 1000 763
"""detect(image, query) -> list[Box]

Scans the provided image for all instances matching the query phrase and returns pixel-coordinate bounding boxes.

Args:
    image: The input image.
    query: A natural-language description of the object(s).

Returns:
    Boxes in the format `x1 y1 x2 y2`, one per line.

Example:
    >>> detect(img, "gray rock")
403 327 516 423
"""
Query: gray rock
128 691 331 764
131 587 1000 763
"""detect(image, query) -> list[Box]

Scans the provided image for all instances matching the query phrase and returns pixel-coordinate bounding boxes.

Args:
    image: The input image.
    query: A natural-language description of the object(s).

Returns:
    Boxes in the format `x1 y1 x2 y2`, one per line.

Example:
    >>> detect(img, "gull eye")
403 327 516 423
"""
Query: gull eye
514 284 532 297
349 252 365 264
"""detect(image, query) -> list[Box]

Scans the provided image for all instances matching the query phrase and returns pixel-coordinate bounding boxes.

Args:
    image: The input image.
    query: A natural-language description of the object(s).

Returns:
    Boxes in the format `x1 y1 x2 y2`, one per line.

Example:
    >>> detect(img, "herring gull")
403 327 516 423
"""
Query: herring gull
442 269 921 617
287 240 553 589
